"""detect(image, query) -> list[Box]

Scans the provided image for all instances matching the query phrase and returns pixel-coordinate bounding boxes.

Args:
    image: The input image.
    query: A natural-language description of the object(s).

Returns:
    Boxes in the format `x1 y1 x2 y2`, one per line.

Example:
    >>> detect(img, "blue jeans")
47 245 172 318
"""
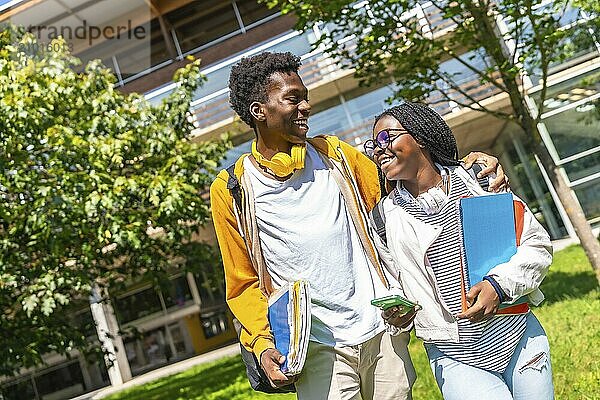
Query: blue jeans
424 313 554 400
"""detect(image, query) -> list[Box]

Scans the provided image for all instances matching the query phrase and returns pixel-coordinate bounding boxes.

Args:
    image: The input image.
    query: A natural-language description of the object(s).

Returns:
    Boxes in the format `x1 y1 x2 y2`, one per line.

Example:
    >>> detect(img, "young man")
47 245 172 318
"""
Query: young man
210 52 505 400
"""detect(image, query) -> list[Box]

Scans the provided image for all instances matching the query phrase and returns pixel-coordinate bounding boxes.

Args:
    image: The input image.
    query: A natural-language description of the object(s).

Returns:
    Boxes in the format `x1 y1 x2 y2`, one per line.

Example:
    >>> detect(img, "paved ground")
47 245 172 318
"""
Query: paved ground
551 227 599 251
71 232 598 400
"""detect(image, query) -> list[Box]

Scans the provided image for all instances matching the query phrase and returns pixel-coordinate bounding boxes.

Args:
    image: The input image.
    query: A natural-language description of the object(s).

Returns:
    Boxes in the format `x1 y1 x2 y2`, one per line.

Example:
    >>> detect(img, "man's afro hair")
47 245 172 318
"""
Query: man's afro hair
228 52 302 128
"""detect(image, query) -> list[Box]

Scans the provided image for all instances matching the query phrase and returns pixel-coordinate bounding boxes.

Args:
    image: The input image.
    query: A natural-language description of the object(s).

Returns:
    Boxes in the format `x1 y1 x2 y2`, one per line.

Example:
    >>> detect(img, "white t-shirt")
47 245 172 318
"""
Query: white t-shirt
243 143 390 346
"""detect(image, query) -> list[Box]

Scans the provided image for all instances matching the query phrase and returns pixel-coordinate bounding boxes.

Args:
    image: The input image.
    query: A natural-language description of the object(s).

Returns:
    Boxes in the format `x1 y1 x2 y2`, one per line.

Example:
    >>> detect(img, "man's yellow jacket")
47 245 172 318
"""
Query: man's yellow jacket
209 135 389 358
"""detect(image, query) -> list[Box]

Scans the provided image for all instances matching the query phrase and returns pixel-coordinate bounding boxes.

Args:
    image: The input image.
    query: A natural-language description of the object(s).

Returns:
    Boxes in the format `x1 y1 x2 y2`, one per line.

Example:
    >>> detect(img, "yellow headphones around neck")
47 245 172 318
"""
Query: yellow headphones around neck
251 141 306 177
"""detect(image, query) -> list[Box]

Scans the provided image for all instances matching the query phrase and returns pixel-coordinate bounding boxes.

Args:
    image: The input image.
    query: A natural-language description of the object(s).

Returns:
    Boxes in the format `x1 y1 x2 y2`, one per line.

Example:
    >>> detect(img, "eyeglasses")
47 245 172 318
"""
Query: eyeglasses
363 128 410 157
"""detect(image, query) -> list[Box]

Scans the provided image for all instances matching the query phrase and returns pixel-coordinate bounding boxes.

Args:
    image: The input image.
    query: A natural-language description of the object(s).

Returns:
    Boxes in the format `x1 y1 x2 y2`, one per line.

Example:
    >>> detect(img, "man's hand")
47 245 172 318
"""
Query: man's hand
463 152 509 192
382 306 417 329
456 281 500 323
260 348 297 388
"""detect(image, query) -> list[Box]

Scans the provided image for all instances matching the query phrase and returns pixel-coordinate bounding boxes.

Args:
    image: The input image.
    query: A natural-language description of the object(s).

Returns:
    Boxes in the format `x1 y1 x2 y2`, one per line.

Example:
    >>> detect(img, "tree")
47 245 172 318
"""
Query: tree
0 26 229 375
270 0 600 282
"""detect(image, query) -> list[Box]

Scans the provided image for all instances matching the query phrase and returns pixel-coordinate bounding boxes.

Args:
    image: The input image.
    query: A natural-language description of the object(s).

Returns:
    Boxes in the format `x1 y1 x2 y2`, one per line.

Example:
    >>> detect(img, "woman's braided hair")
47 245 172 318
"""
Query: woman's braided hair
374 102 460 166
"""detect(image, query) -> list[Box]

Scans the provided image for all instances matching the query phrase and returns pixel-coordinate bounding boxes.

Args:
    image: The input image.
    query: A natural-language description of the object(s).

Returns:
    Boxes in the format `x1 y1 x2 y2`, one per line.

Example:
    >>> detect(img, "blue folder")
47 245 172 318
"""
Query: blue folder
460 193 517 288
267 289 291 372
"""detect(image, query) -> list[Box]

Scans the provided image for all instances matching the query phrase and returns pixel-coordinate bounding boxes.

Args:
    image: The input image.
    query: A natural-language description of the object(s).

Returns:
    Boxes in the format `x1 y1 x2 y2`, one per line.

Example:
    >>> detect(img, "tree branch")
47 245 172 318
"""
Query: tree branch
429 69 512 120
439 44 510 93
386 4 510 95
525 2 552 121
428 0 464 29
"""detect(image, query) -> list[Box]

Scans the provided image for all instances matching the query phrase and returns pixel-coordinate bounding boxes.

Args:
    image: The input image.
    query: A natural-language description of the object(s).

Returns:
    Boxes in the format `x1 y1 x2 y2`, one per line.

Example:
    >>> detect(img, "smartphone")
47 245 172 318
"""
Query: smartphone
371 294 421 314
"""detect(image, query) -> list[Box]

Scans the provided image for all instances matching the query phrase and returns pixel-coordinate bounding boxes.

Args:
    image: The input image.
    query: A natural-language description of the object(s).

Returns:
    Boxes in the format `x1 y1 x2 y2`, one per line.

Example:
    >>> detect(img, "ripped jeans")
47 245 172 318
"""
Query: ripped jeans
424 313 554 400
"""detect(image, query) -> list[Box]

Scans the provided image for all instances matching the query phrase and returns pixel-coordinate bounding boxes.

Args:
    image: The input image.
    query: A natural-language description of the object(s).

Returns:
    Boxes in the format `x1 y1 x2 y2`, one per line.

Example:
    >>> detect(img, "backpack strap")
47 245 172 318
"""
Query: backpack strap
464 163 490 192
225 162 275 296
226 164 242 212
371 200 387 246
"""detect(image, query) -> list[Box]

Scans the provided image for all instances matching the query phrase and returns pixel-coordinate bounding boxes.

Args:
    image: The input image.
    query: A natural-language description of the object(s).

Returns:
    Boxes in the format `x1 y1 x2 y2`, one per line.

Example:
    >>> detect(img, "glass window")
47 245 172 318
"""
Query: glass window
498 135 569 239
543 105 600 159
74 19 156 81
167 1 241 54
345 86 395 123
116 19 168 79
75 38 116 74
421 1 457 34
539 70 599 110
574 178 600 223
309 85 397 145
113 287 163 324
516 4 597 79
201 310 229 338
124 327 171 375
195 266 226 308
310 103 350 138
168 322 191 357
1 377 36 400
71 308 97 339
236 0 279 27
163 275 193 309
193 66 232 101
563 152 600 182
190 92 234 131
83 353 110 389
436 49 501 107
342 86 397 144
220 140 253 169
269 31 314 56
35 361 86 399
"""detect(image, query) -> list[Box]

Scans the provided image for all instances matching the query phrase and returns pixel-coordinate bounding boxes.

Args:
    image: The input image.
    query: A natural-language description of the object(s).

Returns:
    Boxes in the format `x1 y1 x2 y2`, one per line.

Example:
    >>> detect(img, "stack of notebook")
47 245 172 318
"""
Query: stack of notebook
459 192 528 312
460 192 518 288
267 280 311 376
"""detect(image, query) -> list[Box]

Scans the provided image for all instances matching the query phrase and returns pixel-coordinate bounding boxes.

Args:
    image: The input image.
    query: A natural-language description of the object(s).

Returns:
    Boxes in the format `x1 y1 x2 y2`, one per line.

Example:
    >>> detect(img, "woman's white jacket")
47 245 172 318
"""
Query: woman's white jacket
374 165 553 343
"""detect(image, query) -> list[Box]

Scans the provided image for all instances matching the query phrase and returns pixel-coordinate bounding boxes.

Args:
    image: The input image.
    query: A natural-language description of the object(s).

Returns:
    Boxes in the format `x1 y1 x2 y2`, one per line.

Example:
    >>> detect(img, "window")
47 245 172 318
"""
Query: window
543 106 600 159
574 179 600 223
167 1 240 54
193 66 232 101
194 264 226 308
113 287 163 324
124 327 171 375
35 361 86 399
74 19 156 81
310 103 349 137
538 69 599 111
168 322 190 356
201 310 229 338
116 19 169 80
162 275 193 309
236 0 279 26
71 308 97 339
113 275 197 324
75 38 116 73
1 377 36 400
562 152 600 182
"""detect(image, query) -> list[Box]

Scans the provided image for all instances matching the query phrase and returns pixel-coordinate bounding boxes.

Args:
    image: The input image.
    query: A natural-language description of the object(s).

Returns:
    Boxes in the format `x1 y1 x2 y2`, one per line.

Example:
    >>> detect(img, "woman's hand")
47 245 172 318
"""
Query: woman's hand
456 280 500 323
260 348 297 388
382 306 417 328
462 152 509 192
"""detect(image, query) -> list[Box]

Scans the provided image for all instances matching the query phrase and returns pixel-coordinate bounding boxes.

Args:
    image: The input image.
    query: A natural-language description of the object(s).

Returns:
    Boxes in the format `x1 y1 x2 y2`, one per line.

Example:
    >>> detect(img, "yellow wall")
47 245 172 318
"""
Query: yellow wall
184 310 237 355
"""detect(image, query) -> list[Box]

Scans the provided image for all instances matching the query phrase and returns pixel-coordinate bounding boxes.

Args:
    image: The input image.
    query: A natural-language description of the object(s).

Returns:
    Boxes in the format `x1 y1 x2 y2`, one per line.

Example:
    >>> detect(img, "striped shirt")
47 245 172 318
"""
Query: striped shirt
394 168 526 372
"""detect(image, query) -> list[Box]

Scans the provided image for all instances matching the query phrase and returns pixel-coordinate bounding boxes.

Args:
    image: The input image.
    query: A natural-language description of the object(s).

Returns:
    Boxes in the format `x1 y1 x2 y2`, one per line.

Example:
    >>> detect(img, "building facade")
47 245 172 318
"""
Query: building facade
1 0 598 399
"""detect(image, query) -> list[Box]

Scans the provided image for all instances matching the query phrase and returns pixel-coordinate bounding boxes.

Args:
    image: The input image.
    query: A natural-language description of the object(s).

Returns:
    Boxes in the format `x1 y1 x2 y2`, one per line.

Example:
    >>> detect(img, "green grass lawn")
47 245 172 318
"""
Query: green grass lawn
105 245 600 400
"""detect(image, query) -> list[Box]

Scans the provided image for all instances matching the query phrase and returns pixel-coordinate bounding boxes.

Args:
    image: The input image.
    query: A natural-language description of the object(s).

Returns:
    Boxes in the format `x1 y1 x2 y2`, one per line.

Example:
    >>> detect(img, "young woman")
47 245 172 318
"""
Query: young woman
364 102 554 400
